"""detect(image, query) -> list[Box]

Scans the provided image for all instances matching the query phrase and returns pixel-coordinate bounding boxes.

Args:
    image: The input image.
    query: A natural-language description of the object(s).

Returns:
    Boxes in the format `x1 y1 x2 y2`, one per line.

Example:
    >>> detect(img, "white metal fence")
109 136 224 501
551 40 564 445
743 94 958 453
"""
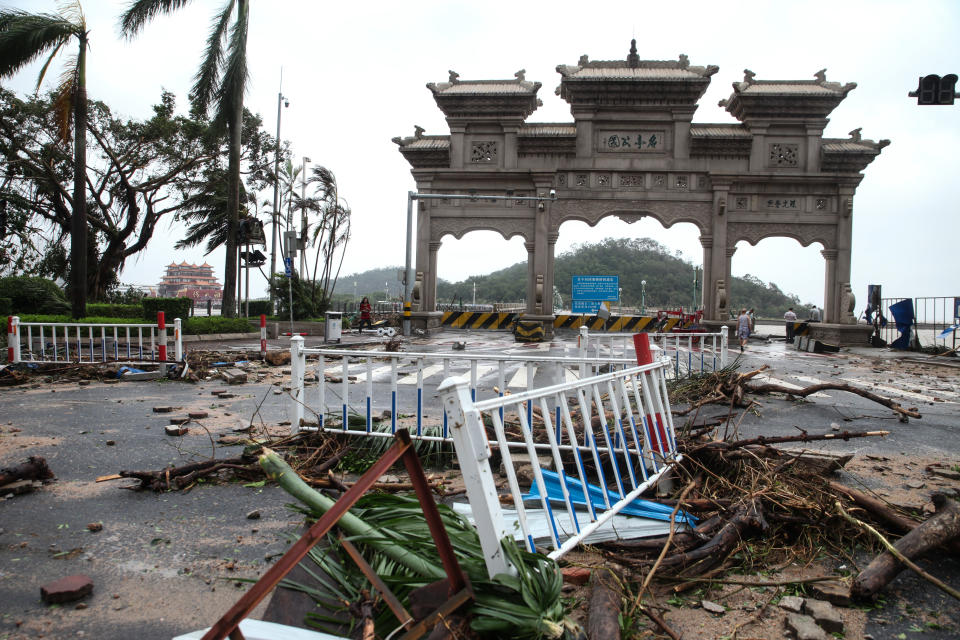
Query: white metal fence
438 355 684 576
577 326 729 378
6 314 183 364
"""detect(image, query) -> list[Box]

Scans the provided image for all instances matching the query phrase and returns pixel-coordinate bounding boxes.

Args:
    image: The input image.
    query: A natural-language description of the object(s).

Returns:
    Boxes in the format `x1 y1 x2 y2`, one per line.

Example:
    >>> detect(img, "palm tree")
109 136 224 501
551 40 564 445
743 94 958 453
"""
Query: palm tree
0 2 89 318
307 165 351 310
121 0 249 317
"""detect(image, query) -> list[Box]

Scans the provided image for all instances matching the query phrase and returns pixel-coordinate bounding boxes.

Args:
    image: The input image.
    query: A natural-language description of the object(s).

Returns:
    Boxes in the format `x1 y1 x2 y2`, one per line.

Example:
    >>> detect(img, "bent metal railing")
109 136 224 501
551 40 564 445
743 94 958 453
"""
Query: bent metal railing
287 336 637 435
6 313 183 365
437 352 682 577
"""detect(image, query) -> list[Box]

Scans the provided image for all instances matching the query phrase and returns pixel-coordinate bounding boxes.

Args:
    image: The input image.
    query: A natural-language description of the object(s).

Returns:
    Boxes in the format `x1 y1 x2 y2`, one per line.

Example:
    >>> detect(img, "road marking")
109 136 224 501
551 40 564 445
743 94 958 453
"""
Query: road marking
841 377 957 404
398 363 445 385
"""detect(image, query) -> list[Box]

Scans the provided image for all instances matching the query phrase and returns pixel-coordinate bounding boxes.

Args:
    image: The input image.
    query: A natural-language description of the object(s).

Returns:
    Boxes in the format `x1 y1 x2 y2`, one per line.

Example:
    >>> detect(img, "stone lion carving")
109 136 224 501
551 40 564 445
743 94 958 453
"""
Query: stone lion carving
841 283 856 324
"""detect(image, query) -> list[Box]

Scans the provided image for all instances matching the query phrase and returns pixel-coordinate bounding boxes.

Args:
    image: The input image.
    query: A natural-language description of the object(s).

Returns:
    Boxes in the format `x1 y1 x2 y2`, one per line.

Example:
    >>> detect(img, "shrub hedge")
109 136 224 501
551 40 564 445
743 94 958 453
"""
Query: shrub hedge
0 297 11 316
141 297 191 320
86 303 142 319
15 314 255 336
0 276 70 315
181 317 254 334
244 299 273 317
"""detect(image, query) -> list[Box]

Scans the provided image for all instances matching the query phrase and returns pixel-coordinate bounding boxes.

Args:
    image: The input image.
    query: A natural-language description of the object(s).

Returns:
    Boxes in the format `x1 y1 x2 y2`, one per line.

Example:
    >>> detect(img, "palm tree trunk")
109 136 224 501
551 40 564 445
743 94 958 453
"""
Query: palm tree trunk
70 35 88 319
220 0 247 319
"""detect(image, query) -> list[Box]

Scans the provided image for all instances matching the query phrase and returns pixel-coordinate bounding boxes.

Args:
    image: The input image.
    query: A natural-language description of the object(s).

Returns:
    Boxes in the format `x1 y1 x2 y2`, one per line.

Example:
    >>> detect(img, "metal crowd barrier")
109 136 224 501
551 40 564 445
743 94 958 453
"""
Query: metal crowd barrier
438 348 682 576
577 326 729 378
6 313 182 364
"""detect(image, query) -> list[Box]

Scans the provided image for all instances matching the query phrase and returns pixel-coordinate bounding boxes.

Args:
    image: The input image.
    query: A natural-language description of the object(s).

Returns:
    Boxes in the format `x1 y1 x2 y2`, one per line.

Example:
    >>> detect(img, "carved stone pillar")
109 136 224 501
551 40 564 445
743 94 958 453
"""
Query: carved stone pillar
427 241 442 312
707 187 729 322
723 245 737 318
415 200 431 310
699 234 714 317
821 249 838 323
546 232 558 314
834 193 855 324
525 240 536 314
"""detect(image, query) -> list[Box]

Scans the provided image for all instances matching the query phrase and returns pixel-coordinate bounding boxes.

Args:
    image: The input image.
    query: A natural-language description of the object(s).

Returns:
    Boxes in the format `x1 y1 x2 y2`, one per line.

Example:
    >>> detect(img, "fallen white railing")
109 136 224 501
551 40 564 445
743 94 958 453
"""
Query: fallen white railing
6 313 183 365
438 339 683 577
287 336 639 435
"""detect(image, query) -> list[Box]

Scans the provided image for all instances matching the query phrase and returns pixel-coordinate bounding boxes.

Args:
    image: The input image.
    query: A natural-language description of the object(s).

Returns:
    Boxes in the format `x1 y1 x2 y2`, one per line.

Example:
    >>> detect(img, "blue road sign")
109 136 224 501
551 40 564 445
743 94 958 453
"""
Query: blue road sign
572 275 619 301
572 299 603 314
283 257 293 277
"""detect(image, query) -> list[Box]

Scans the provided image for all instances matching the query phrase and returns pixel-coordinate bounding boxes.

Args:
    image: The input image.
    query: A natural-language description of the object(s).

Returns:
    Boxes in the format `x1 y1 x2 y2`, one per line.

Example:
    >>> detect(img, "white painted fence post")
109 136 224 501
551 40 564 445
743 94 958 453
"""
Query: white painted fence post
578 325 588 379
720 325 729 367
290 335 305 433
438 376 514 579
173 318 183 361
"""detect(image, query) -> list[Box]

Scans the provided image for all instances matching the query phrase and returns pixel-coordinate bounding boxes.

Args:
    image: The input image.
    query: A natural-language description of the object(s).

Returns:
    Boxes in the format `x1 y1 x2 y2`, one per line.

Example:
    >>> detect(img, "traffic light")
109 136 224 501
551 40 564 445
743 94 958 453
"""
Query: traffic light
909 74 957 105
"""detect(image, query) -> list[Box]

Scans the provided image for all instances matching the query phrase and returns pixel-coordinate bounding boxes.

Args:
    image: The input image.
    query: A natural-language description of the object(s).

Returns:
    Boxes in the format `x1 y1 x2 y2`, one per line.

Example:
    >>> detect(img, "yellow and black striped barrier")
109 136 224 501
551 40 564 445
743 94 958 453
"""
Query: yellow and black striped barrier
791 321 810 337
513 320 545 342
440 311 698 333
441 311 518 330
553 315 689 332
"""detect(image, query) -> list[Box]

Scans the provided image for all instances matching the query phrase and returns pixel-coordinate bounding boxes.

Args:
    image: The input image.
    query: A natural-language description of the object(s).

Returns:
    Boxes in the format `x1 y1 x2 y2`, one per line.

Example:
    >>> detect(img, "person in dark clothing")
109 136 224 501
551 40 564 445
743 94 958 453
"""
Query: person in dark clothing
358 297 372 333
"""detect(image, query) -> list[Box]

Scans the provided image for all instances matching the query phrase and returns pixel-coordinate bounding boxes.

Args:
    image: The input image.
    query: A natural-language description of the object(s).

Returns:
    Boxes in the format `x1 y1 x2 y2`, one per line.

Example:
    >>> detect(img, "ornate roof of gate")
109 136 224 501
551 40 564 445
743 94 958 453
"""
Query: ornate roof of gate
556 40 718 106
427 69 542 121
721 69 857 120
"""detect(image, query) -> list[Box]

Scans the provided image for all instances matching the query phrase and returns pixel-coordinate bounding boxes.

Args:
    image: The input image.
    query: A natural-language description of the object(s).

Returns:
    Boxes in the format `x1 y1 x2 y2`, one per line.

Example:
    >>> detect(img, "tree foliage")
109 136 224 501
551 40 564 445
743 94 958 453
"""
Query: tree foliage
0 88 212 300
434 237 802 317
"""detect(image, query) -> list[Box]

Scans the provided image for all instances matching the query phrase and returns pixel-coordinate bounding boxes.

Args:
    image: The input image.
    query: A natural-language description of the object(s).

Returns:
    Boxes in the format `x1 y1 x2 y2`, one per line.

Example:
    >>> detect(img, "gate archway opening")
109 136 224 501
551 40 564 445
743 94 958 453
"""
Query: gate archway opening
730 238 826 323
435 230 527 307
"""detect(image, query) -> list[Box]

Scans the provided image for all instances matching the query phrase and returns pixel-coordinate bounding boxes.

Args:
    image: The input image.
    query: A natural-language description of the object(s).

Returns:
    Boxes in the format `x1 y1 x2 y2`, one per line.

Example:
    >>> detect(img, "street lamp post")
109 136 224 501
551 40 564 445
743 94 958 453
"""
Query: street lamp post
641 279 647 315
269 88 289 311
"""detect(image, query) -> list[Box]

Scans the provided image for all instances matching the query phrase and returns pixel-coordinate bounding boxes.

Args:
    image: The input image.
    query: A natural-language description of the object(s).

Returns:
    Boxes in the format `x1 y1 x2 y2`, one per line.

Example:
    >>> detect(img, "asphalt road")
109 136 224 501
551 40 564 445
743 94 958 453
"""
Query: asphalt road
0 329 958 639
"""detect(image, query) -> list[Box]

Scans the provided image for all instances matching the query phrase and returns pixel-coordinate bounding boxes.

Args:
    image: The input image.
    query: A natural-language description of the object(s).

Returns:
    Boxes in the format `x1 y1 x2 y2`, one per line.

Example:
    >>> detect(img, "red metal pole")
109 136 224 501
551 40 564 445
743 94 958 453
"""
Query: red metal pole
633 332 653 365
157 311 167 362
7 316 13 362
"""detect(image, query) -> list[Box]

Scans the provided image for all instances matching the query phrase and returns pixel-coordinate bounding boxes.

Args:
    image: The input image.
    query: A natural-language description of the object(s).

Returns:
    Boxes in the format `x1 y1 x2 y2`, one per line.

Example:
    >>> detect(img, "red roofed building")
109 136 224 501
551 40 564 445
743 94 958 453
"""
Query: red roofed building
157 262 222 302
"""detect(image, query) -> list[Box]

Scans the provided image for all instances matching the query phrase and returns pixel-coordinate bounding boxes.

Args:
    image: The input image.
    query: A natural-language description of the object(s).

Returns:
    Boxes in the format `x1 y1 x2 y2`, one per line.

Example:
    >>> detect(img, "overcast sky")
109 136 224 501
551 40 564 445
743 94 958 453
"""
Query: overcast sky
3 0 959 310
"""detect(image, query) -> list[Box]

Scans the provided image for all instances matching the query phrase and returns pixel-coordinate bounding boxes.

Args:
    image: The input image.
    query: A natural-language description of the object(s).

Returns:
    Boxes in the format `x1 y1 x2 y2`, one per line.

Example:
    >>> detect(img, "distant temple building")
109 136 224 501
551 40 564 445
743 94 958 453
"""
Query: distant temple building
157 261 222 303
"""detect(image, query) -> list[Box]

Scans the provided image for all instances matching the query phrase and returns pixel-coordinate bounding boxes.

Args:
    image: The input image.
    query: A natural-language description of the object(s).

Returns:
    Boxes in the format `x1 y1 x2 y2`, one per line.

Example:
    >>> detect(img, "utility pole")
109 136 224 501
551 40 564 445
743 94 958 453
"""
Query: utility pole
270 78 288 312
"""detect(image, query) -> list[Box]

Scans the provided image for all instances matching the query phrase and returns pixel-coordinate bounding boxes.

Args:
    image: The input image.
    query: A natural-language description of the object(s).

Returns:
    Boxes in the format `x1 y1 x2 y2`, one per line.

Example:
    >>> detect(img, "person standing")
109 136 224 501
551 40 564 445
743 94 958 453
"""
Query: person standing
784 307 797 343
748 308 756 333
358 296 373 333
737 308 751 352
809 305 821 322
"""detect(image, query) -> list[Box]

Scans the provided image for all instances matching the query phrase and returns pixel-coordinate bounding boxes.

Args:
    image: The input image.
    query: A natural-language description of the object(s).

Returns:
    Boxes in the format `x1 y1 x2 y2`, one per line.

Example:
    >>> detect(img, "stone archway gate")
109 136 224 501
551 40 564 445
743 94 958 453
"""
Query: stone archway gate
394 42 888 345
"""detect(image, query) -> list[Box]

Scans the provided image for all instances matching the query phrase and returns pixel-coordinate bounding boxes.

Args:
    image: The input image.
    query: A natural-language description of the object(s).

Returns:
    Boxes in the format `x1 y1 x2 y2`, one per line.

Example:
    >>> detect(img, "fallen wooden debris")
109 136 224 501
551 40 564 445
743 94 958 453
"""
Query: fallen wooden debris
0 456 55 488
587 572 621 640
747 380 921 419
848 494 960 600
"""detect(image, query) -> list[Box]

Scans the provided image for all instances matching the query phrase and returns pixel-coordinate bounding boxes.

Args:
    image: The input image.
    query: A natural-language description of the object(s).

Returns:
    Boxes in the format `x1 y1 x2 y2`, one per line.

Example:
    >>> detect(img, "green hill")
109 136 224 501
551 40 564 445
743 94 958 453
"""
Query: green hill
337 238 802 317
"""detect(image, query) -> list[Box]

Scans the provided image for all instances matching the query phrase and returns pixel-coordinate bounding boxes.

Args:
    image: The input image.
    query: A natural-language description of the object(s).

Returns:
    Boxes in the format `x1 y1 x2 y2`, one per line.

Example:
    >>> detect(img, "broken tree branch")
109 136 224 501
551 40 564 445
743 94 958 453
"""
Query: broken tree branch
0 456 55 487
747 381 921 419
839 499 960 601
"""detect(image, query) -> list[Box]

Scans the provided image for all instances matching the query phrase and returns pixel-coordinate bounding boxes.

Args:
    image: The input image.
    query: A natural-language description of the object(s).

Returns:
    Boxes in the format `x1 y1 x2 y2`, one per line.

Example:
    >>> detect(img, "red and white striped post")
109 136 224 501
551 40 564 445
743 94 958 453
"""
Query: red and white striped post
157 311 167 373
6 316 14 363
260 314 267 359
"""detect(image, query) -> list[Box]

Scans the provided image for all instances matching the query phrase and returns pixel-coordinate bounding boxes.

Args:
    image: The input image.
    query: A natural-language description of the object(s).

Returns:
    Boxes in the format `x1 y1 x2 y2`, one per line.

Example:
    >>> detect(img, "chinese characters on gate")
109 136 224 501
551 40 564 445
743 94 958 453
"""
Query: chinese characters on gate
600 132 663 151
